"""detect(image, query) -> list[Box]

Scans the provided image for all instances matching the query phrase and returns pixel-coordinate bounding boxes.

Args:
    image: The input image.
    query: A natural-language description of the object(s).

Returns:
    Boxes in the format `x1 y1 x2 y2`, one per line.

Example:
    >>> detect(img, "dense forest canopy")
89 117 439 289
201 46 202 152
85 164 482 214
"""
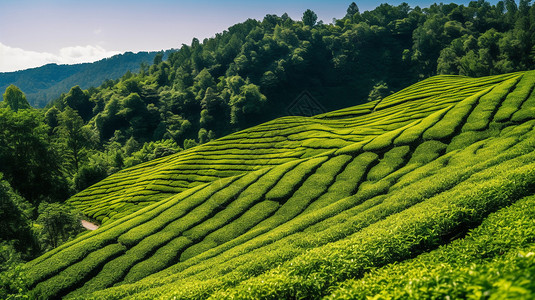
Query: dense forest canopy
0 1 534 290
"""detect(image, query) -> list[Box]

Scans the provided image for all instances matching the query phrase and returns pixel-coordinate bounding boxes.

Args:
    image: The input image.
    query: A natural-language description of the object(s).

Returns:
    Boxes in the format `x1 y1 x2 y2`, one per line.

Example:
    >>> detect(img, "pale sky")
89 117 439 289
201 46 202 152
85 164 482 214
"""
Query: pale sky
0 0 475 72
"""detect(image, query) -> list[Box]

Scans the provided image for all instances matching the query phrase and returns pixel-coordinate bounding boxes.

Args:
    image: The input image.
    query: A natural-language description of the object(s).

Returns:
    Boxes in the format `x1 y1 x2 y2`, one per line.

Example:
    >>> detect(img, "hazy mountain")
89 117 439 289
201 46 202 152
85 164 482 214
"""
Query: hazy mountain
0 51 172 108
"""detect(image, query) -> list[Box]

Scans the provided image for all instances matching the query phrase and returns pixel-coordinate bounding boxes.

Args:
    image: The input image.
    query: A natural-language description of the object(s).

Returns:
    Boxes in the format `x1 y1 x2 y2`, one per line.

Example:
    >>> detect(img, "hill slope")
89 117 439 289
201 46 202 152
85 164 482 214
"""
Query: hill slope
67 72 519 224
26 70 535 299
0 51 165 107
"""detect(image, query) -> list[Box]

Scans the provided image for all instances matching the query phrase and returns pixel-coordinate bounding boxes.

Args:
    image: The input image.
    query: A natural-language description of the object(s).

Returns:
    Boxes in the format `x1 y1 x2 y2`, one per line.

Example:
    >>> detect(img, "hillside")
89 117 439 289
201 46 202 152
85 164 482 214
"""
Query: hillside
36 1 535 160
24 70 535 299
67 71 519 224
0 1 527 211
0 51 167 107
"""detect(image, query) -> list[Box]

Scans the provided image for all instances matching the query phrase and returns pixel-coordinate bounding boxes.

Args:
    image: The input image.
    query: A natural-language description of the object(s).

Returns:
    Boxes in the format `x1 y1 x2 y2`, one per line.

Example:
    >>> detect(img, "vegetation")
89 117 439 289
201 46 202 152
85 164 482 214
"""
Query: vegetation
2 0 532 210
0 51 166 108
48 0 535 153
1 1 535 298
68 71 517 224
13 69 535 299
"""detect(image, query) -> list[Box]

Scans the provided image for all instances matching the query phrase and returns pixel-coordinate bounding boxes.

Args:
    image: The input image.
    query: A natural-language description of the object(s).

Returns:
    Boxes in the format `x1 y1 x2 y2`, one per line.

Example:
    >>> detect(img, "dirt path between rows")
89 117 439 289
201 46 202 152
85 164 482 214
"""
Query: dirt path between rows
81 220 100 230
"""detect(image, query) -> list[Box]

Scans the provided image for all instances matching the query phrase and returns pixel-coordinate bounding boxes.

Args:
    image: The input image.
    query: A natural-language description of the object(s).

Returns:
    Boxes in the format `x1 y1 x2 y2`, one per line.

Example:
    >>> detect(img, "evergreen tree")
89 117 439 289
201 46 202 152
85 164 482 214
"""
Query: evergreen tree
302 9 318 26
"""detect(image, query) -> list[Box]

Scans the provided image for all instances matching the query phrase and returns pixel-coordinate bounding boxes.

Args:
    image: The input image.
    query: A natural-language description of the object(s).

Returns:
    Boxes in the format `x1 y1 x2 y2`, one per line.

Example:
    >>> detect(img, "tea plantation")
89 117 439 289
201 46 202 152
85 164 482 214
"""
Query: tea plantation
27 70 535 299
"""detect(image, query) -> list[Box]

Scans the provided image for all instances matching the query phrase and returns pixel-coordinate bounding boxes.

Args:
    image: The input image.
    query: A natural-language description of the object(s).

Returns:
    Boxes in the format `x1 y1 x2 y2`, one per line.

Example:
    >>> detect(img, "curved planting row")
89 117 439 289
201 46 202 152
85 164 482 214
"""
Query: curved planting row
24 71 535 299
68 73 520 224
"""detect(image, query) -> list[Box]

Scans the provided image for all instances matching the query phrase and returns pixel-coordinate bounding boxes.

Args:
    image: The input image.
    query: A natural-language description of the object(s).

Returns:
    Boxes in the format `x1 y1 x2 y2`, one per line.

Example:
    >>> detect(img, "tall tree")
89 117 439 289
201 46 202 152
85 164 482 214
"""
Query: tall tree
56 107 91 174
2 85 30 112
36 202 82 251
63 86 93 121
0 174 38 260
302 9 318 26
346 2 360 18
0 108 68 204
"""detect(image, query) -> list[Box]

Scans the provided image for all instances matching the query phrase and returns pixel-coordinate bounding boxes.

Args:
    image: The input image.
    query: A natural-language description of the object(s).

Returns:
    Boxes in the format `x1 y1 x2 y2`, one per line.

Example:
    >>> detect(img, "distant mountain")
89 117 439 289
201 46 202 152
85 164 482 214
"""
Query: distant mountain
0 51 172 107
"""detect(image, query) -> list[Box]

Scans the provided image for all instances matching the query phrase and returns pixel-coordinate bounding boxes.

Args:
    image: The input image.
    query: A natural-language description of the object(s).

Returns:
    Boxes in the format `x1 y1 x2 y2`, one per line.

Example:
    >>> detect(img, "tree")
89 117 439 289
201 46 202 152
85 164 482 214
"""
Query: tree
346 2 360 18
437 47 460 74
367 81 391 102
193 69 216 100
0 108 68 204
229 83 267 127
198 128 209 144
153 51 164 65
63 86 93 121
0 174 38 260
302 9 318 26
123 139 182 168
2 85 30 112
183 139 198 150
73 164 108 192
56 107 91 174
44 106 61 130
36 202 83 251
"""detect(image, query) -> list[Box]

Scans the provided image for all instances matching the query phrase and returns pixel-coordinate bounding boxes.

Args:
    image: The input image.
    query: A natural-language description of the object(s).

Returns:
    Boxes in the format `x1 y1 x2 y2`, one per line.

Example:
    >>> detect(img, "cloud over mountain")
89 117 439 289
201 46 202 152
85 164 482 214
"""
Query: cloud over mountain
0 43 119 72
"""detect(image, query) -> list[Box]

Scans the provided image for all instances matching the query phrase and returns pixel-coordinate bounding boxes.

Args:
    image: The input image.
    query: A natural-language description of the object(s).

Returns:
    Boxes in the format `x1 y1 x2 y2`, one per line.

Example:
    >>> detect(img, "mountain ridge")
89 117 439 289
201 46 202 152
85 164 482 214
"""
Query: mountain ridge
0 51 171 107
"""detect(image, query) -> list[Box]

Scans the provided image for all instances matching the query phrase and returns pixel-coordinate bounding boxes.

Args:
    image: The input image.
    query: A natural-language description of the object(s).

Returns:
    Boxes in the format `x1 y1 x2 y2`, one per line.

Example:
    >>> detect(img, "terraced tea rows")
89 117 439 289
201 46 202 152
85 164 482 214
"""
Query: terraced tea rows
28 71 535 299
68 72 521 224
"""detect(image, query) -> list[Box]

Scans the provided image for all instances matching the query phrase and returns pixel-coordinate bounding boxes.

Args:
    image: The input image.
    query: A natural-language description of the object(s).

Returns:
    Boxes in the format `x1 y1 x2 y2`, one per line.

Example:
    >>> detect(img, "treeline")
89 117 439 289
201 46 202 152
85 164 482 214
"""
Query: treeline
49 0 535 158
1 0 534 277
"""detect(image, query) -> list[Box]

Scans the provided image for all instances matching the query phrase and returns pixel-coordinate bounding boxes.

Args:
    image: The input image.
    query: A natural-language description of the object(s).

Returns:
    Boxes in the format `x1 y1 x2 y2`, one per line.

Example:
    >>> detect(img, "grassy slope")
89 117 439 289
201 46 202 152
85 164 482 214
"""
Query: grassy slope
27 70 535 299
68 72 519 224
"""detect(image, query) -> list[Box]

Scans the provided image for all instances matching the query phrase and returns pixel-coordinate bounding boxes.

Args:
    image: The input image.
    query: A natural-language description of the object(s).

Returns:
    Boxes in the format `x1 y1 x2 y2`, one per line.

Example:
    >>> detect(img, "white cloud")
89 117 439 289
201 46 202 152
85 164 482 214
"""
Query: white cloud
59 45 118 61
0 43 120 72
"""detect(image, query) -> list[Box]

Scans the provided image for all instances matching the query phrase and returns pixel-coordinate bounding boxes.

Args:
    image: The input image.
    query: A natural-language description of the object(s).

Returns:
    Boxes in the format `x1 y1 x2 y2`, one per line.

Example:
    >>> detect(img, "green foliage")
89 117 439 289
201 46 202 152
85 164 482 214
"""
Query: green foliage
56 107 93 175
33 0 535 186
229 83 267 127
462 76 519 131
408 140 447 165
62 86 93 121
423 89 482 140
124 139 182 168
494 72 535 122
183 138 198 150
366 146 410 181
0 51 165 108
0 175 37 260
1 2 529 224
328 194 535 299
30 243 126 299
73 164 108 192
0 108 69 204
0 258 30 299
35 202 83 251
2 1 535 297
302 9 318 26
19 69 535 300
367 81 392 102
67 71 524 225
2 85 30 112
265 157 327 202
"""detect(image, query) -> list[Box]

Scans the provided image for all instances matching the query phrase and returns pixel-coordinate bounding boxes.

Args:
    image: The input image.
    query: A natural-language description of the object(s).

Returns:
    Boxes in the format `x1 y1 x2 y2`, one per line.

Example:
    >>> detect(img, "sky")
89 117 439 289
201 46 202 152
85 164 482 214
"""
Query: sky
0 0 474 72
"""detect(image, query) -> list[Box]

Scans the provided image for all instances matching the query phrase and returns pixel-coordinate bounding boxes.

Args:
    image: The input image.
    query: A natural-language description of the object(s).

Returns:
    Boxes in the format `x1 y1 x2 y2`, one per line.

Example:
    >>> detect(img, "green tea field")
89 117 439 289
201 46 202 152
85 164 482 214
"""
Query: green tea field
27 70 535 299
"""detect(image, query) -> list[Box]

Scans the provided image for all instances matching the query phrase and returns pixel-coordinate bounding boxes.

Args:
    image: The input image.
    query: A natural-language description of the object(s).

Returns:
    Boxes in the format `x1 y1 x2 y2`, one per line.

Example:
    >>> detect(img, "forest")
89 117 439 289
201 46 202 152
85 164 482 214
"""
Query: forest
1 0 535 296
